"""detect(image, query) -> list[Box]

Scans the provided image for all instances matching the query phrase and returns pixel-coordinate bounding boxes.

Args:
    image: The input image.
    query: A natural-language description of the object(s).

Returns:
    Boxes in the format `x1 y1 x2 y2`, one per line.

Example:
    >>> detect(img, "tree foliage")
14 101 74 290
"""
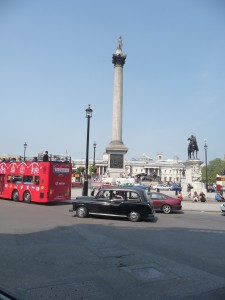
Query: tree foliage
89 165 97 174
201 158 225 183
77 166 85 174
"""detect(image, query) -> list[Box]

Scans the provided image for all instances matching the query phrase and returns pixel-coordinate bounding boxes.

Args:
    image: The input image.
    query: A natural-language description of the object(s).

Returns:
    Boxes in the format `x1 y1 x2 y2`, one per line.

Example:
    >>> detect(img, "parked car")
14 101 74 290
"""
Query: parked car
152 184 171 191
221 203 225 214
135 173 147 179
121 183 134 187
133 183 149 190
170 183 182 191
141 175 153 181
148 192 182 214
70 186 155 222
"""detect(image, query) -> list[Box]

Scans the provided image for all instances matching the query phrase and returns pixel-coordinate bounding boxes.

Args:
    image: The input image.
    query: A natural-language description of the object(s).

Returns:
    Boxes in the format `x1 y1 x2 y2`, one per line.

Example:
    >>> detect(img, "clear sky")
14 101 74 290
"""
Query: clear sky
1 0 225 163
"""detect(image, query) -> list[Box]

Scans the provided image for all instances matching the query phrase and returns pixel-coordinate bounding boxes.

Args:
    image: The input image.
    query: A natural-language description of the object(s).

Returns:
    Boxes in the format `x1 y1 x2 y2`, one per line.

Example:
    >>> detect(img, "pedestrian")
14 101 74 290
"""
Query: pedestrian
199 192 206 202
215 191 225 202
187 183 193 198
91 188 95 196
192 191 199 202
177 192 183 201
43 151 49 162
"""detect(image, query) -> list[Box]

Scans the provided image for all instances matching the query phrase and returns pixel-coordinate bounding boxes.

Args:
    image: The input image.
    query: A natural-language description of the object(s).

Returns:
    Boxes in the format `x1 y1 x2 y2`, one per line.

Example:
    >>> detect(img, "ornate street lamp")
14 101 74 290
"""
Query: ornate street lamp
204 139 208 192
24 142 27 161
83 105 93 196
93 141 97 166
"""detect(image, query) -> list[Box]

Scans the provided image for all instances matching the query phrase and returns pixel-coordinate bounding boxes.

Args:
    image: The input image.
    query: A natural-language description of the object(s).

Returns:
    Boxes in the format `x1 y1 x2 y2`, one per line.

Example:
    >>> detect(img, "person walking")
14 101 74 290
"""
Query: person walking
187 183 193 198
177 192 183 201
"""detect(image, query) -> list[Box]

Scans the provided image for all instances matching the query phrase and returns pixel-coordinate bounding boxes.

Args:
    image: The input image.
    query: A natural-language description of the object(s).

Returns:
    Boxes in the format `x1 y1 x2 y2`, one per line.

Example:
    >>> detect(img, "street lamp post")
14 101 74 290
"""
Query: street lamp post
204 139 208 192
83 105 93 196
24 142 27 161
93 141 96 166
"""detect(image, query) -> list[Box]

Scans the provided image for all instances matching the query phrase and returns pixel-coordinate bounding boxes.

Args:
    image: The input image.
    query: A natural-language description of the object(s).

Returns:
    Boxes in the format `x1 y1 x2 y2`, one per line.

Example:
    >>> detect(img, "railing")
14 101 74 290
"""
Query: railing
0 155 71 163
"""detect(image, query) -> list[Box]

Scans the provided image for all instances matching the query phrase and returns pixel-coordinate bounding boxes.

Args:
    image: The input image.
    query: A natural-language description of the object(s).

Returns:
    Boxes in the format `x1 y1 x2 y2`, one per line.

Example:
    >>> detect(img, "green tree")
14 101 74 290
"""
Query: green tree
201 158 225 184
89 165 97 174
77 166 85 174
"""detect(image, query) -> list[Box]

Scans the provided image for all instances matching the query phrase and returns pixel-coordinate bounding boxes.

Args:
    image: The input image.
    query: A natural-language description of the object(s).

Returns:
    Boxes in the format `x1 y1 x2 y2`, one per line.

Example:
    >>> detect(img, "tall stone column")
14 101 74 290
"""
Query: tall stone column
106 37 128 181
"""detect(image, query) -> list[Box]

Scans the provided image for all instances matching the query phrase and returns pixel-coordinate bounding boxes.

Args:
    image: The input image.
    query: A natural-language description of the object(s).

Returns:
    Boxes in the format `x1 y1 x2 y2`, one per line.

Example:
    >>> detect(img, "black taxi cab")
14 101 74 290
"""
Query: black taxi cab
70 186 155 222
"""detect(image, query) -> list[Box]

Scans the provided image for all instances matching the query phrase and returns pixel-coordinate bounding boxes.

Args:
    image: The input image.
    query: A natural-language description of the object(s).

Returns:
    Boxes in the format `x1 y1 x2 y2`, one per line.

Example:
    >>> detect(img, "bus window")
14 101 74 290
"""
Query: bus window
35 176 40 185
12 175 22 184
7 175 11 183
23 175 34 184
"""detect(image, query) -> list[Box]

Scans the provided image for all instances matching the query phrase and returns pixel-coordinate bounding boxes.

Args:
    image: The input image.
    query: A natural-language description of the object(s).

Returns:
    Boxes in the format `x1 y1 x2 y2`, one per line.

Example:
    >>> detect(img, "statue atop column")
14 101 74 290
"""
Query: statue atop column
187 134 199 159
113 36 126 65
118 36 123 50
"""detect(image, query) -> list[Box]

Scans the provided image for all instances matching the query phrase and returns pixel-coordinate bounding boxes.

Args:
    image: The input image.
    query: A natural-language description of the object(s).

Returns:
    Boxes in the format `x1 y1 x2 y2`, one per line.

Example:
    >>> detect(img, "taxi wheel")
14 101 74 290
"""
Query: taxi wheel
128 211 141 222
162 204 171 214
12 190 19 201
23 191 31 203
77 206 88 218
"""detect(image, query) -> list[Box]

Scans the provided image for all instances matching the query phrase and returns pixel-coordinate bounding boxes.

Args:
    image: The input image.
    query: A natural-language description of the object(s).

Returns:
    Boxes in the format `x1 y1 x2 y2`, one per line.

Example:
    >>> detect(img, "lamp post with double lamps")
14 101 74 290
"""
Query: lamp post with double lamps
24 142 27 161
204 139 208 192
93 141 97 166
83 105 93 196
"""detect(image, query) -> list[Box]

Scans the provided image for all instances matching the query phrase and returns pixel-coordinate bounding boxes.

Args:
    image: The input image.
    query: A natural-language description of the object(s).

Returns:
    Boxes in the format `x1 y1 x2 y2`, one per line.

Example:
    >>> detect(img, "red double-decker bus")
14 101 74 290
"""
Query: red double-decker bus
0 156 72 203
216 174 225 192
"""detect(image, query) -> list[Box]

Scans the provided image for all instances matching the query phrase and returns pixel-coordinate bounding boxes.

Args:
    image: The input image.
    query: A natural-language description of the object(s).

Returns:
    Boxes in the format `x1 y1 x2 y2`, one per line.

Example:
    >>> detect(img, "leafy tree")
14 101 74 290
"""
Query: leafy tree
77 166 85 174
201 158 225 183
89 165 97 174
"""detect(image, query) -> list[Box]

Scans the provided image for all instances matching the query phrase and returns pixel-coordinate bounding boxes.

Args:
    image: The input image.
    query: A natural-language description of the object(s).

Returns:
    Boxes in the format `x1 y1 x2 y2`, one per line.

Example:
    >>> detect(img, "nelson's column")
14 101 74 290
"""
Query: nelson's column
106 37 128 180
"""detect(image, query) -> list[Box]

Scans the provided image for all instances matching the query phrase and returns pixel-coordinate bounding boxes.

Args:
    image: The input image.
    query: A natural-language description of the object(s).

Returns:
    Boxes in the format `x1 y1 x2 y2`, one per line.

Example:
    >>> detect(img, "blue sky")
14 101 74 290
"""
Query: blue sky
1 0 225 163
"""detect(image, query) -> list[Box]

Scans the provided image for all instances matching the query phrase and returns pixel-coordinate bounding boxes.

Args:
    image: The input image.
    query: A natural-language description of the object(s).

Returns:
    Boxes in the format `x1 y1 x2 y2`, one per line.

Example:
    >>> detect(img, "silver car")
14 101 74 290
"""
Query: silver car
221 203 225 214
152 184 171 191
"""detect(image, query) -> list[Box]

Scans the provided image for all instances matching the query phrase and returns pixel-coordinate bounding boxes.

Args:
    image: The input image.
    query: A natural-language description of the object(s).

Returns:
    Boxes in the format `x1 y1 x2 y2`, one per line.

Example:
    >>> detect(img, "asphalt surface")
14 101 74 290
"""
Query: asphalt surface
0 188 224 300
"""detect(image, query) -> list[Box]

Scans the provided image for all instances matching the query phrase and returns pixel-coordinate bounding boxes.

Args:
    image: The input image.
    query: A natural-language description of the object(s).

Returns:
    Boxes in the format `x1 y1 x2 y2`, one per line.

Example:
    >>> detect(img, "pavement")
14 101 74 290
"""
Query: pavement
71 188 223 213
180 199 222 212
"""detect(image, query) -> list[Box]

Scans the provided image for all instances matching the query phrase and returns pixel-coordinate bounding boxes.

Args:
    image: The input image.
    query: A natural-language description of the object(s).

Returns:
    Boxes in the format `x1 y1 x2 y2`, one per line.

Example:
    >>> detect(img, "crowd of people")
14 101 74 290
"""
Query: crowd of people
192 191 206 202
190 189 224 202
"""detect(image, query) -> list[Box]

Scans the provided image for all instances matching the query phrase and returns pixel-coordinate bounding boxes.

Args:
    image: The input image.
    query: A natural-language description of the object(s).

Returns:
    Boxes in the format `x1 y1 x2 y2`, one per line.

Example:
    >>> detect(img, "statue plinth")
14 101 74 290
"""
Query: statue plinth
182 159 206 197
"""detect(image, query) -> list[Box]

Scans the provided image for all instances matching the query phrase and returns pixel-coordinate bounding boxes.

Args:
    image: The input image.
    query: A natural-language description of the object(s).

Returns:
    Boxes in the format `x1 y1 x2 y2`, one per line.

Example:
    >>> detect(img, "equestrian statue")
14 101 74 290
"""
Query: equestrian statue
188 135 199 159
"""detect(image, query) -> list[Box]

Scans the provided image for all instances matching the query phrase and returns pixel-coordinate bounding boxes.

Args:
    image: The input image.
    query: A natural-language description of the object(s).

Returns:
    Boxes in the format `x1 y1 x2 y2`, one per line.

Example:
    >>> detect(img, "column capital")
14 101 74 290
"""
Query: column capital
112 53 126 66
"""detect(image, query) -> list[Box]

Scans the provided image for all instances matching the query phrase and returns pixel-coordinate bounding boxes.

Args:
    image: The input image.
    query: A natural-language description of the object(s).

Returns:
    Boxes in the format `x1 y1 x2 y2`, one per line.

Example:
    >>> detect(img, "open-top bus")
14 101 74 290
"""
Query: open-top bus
216 174 225 192
0 155 72 203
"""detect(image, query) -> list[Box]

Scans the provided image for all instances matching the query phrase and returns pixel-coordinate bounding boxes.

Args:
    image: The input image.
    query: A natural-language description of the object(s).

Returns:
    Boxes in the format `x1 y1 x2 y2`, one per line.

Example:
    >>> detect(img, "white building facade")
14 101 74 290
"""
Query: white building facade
72 152 186 184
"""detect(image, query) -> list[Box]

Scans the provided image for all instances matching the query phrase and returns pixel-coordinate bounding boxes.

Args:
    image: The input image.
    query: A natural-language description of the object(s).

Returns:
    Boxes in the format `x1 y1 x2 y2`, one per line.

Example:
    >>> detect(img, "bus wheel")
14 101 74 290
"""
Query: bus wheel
12 190 19 202
23 191 31 203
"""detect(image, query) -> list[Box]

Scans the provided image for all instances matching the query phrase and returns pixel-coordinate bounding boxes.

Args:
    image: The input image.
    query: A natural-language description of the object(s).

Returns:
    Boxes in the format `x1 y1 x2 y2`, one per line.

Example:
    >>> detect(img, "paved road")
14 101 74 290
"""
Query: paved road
0 189 224 300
